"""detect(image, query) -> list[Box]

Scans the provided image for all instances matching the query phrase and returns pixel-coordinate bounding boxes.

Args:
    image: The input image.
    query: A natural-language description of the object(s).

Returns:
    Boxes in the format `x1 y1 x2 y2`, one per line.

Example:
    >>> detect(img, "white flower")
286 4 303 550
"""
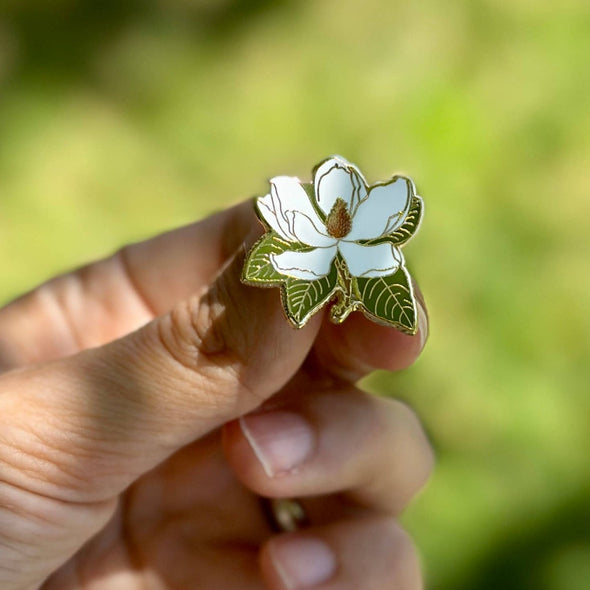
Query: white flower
257 156 413 280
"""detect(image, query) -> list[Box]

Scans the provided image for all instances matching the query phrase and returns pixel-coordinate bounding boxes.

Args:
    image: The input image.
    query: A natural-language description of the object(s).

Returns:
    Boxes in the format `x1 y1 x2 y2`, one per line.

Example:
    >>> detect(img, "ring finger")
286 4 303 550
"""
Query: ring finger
260 516 422 590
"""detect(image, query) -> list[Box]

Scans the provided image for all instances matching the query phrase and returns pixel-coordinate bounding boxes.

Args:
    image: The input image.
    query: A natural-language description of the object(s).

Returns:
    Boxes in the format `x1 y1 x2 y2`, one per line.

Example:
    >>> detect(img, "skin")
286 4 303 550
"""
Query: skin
0 202 433 590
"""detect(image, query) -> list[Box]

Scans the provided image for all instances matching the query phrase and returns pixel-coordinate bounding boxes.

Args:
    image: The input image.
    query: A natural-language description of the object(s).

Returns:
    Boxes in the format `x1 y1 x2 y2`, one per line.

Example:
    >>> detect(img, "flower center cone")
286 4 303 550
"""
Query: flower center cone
326 198 353 239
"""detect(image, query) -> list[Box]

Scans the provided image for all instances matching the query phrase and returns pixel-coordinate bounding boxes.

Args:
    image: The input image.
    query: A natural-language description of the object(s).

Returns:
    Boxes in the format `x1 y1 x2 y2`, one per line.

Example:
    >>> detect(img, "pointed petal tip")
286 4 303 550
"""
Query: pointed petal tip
269 175 303 187
313 155 353 175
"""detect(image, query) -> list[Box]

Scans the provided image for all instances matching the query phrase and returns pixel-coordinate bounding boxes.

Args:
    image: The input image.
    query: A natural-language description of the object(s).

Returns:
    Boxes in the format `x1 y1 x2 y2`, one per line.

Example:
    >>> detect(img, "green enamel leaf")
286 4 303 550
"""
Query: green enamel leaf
282 265 338 328
356 267 417 334
390 196 423 245
368 196 423 247
242 233 307 285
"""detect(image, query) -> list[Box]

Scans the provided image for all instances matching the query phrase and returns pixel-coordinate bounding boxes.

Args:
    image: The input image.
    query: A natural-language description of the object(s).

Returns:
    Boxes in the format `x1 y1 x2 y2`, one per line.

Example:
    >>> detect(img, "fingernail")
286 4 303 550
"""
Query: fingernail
417 301 429 351
271 537 337 589
240 412 316 478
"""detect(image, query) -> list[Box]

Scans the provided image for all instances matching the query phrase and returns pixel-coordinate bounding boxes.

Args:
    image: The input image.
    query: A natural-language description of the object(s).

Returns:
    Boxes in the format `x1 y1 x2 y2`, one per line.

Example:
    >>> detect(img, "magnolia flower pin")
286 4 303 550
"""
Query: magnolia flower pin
242 156 424 333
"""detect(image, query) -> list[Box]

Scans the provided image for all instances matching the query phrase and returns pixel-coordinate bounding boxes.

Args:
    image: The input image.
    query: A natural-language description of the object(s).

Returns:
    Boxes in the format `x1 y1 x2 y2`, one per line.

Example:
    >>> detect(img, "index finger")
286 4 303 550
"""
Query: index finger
0 201 255 369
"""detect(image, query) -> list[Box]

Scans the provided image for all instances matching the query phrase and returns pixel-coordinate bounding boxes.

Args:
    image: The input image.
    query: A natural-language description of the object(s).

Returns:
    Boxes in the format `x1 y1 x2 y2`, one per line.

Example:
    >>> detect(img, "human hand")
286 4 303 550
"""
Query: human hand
0 201 432 589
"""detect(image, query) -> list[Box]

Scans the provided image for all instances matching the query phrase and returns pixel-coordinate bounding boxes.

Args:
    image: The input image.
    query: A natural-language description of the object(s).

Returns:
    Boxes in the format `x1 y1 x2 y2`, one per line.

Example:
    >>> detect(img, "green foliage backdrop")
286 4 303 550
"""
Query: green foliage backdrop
1 1 589 587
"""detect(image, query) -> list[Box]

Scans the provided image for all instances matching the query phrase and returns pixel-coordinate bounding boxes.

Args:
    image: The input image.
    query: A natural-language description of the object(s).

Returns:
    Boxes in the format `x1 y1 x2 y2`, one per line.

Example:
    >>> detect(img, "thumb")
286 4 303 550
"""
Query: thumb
0 239 321 504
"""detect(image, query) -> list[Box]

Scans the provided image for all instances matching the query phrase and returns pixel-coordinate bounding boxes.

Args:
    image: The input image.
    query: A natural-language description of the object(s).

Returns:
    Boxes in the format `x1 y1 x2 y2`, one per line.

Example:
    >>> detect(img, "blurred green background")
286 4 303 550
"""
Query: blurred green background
1 0 589 588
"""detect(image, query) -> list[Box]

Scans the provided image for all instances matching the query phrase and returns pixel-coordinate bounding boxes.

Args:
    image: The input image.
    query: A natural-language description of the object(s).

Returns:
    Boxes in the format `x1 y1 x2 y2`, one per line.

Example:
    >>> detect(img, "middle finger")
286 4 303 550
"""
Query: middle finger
223 387 434 515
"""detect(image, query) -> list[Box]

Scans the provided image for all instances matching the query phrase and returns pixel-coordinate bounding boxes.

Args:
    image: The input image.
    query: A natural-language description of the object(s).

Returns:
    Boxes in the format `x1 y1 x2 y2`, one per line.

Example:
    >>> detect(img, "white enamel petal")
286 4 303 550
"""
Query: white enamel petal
347 177 412 241
285 211 338 247
270 176 324 234
313 157 368 216
270 246 338 280
338 241 403 278
257 194 292 240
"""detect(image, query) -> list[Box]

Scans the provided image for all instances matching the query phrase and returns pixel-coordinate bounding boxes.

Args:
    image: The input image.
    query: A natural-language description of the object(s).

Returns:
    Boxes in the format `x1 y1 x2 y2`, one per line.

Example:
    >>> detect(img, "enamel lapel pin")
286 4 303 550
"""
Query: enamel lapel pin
242 156 423 334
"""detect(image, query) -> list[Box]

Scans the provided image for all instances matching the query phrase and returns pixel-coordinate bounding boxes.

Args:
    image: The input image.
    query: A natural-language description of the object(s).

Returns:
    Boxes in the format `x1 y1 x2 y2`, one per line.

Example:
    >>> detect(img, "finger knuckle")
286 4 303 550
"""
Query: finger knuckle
157 283 248 377
380 399 435 494
163 293 229 363
152 271 264 415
